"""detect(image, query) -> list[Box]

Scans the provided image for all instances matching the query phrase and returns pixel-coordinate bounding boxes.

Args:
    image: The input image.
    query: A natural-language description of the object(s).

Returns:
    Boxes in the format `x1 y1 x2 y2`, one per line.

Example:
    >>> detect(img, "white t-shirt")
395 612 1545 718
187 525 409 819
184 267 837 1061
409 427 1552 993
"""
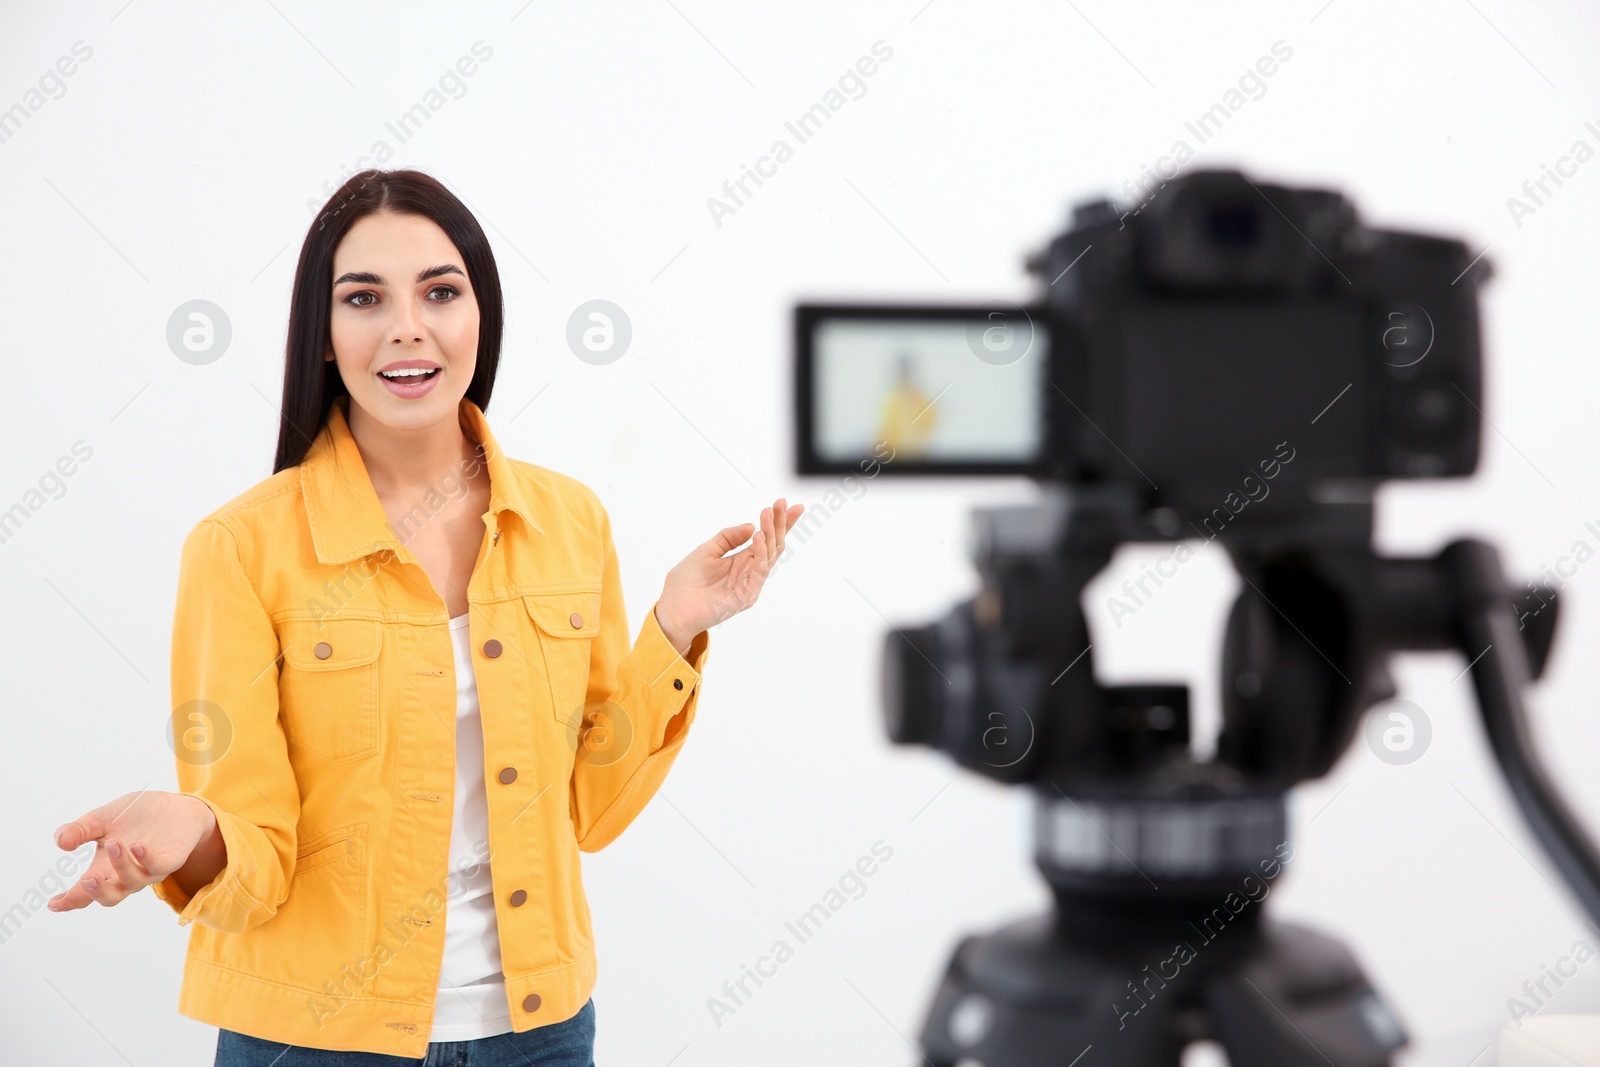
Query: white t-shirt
430 612 515 1040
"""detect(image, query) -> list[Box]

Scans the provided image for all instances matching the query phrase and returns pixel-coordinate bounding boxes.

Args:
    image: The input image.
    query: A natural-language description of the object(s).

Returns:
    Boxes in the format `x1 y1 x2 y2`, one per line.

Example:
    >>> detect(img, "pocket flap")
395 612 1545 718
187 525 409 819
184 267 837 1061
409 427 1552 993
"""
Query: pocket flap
523 590 601 639
295 823 364 876
280 618 383 670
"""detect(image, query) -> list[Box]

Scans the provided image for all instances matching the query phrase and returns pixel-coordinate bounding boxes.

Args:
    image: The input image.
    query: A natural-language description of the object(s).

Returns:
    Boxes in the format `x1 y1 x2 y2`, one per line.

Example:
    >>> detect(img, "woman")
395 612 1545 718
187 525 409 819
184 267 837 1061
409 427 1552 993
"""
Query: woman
47 169 802 1066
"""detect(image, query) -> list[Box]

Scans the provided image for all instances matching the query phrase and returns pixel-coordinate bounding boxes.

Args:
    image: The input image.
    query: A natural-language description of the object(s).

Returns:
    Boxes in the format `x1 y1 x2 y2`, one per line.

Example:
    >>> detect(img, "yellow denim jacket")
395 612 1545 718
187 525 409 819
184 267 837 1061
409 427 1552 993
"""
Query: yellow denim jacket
149 394 709 1056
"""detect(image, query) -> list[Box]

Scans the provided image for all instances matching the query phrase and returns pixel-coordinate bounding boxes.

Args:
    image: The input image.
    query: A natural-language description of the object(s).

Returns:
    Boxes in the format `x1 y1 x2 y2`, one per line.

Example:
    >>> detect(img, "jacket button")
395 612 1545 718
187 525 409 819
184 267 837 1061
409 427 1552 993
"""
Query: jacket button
483 639 502 658
498 767 518 784
673 678 683 690
569 613 583 629
314 642 333 660
509 889 527 906
522 993 541 1012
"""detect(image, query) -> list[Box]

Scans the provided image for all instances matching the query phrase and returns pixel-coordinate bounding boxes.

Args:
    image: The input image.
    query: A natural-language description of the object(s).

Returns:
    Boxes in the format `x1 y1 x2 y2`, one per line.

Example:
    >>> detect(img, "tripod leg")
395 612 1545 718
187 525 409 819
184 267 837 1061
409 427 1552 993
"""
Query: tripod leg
1201 921 1407 1067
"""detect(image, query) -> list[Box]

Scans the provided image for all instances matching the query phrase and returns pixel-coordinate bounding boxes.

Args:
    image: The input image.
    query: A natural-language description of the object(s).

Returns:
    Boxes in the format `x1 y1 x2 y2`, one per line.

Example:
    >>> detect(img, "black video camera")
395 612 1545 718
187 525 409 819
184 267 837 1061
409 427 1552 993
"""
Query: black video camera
790 168 1600 1067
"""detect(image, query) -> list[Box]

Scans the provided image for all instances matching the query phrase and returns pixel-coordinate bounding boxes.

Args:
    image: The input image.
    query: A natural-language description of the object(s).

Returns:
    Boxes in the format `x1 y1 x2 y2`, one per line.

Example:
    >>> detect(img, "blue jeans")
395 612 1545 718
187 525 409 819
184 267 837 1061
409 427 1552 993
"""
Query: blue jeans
214 997 596 1066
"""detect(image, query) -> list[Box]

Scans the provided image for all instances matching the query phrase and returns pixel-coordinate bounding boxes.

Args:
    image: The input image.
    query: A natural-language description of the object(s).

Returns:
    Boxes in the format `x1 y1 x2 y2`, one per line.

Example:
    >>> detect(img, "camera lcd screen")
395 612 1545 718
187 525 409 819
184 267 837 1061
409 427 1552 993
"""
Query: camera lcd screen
1118 300 1365 481
797 306 1049 474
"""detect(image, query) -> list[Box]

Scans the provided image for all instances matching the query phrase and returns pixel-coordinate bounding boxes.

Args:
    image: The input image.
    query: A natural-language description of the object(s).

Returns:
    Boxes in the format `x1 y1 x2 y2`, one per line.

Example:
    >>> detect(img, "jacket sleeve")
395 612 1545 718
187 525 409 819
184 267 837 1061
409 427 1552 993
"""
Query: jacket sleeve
569 502 710 852
148 518 300 932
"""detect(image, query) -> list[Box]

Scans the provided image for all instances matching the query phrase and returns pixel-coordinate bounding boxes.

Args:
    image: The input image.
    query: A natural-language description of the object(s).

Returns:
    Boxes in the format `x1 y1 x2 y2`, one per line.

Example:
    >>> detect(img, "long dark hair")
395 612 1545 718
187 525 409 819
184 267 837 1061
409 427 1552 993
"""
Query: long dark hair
272 169 505 473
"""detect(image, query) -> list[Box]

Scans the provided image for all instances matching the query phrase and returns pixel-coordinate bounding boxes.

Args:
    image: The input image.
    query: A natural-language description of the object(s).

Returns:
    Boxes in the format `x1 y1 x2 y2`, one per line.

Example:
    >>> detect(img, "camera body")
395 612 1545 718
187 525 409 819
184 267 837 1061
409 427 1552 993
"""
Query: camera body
796 168 1489 528
1036 169 1485 504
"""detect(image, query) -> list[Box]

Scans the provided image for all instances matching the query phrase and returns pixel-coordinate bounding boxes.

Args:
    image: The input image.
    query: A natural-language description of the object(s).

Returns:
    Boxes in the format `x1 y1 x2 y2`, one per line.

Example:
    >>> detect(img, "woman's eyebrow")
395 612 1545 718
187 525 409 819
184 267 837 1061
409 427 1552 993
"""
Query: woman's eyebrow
332 264 466 286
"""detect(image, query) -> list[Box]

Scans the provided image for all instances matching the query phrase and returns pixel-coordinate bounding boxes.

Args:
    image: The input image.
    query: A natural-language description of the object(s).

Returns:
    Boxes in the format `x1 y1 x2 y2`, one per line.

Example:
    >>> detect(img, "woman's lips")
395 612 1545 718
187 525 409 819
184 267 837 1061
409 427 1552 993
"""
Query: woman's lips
377 367 441 397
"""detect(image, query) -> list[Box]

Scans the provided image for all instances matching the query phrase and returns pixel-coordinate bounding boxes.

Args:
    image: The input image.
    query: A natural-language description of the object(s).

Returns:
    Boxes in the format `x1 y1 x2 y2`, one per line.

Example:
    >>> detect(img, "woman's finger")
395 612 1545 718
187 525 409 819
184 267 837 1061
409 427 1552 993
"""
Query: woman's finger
775 501 798 556
54 808 107 852
47 880 86 912
47 857 100 915
47 884 89 912
104 837 151 893
56 850 112 910
705 523 756 557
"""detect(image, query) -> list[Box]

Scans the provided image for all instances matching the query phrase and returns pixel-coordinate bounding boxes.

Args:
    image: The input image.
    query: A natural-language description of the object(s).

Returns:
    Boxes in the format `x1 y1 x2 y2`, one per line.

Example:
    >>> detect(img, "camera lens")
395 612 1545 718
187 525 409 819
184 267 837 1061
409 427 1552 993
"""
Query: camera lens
882 626 941 745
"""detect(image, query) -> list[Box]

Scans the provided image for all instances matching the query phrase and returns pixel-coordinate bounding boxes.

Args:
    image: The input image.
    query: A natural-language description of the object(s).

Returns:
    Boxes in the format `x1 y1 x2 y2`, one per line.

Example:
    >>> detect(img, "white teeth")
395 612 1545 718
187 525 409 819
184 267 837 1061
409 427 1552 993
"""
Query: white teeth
380 367 436 379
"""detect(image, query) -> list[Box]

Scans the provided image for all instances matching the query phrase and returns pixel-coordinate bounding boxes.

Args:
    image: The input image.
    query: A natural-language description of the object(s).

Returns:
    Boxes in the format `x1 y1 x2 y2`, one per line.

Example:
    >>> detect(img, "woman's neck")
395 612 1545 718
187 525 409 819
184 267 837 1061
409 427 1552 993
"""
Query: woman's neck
345 399 483 500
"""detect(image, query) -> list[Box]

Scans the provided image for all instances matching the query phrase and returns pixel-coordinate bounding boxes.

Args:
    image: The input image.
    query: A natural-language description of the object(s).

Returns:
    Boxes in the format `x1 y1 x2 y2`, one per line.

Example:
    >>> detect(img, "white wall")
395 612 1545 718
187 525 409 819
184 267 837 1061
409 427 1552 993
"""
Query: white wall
3 2 1598 1064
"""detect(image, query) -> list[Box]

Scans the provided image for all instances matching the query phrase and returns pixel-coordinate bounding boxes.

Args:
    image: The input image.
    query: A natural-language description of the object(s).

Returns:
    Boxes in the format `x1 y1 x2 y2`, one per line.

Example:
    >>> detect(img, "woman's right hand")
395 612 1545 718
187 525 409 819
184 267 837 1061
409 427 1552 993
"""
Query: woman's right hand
48 790 218 913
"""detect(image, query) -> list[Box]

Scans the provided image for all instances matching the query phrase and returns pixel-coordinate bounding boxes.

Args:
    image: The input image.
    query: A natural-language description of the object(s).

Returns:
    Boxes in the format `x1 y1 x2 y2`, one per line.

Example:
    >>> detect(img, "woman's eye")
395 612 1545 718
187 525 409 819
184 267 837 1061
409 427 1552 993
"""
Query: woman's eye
341 287 457 307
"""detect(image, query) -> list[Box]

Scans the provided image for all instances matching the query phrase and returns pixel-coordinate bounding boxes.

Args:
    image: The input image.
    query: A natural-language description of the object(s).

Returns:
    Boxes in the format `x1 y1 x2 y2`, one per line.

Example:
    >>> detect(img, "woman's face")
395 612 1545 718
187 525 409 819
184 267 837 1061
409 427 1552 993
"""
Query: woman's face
326 210 480 432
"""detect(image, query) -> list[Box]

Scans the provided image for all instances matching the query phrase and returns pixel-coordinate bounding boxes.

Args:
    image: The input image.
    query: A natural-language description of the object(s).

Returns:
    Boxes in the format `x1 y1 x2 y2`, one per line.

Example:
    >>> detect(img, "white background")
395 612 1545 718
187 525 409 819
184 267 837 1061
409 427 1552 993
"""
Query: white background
3 2 1599 1065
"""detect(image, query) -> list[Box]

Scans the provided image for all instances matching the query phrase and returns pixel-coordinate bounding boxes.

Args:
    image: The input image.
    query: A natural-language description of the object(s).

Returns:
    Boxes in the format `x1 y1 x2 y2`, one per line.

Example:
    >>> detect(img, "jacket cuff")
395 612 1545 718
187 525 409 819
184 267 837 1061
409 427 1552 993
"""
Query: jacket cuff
148 795 270 929
628 606 709 723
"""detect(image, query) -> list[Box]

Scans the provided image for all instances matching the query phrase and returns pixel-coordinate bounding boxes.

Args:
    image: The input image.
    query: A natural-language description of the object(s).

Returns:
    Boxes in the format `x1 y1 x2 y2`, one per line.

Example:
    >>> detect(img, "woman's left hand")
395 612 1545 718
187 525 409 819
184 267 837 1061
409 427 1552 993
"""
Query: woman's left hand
653 497 804 655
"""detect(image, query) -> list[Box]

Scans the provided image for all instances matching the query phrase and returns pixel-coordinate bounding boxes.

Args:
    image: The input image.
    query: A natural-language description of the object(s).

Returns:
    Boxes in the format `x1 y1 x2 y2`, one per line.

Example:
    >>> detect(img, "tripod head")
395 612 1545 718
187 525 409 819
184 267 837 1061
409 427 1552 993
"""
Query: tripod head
880 484 1580 921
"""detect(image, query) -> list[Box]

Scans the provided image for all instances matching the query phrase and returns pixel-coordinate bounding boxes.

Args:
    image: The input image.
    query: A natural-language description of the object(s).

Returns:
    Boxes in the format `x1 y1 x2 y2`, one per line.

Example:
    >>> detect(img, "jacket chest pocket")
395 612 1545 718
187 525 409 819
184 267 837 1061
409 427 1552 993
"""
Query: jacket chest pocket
277 619 383 763
523 590 600 725
523 589 634 771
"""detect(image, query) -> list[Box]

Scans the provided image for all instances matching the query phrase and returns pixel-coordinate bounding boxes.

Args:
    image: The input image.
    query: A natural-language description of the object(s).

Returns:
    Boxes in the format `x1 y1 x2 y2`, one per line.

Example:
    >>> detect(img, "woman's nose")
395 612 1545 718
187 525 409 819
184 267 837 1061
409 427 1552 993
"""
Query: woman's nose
388 299 424 344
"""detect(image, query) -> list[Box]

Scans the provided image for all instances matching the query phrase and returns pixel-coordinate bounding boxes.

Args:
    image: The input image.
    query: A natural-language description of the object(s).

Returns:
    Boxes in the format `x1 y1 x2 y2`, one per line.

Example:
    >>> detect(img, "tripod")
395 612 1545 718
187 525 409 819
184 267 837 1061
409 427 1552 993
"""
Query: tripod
893 485 1589 1066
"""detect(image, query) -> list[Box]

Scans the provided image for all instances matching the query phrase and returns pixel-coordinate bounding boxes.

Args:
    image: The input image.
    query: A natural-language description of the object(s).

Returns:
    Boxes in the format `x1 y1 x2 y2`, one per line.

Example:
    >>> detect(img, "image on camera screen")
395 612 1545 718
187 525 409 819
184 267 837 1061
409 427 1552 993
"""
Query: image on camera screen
808 315 1049 469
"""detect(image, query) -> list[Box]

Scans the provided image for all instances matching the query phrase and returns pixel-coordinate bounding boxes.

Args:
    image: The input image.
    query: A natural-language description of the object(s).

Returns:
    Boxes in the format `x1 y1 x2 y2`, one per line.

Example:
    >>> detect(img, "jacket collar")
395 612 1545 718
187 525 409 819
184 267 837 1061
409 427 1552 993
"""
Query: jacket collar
300 394 543 566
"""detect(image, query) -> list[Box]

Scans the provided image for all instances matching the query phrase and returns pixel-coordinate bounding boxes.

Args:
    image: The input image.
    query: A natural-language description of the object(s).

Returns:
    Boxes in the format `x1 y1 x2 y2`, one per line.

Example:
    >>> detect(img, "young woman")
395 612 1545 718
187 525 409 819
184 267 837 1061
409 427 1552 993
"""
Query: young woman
47 169 802 1066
